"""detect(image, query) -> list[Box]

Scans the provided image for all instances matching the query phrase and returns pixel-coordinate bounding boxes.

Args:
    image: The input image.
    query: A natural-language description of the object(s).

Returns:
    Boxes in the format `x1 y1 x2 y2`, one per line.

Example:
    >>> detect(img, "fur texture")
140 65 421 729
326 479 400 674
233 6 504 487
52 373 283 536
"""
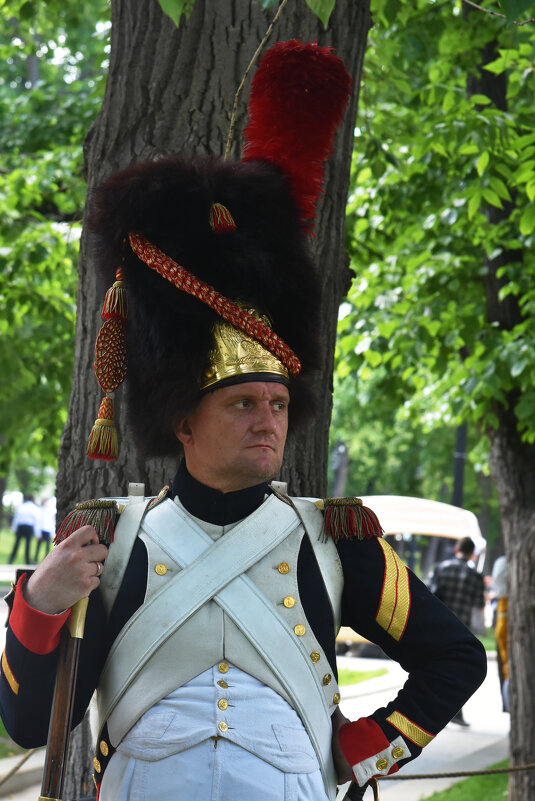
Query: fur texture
89 156 321 457
243 40 352 230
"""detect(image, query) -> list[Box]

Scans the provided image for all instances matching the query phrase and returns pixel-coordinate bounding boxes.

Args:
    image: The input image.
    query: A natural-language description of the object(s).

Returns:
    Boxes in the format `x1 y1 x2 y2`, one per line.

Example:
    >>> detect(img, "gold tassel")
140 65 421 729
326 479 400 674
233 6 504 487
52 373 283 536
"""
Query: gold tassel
209 202 236 233
87 396 118 461
86 262 127 462
322 497 384 542
55 499 118 545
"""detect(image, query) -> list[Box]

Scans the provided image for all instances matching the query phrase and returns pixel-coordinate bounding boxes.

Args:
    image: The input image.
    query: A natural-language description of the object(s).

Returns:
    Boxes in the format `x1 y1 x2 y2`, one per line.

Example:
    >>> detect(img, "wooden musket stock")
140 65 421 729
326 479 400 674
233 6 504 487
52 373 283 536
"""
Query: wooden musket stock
39 596 89 801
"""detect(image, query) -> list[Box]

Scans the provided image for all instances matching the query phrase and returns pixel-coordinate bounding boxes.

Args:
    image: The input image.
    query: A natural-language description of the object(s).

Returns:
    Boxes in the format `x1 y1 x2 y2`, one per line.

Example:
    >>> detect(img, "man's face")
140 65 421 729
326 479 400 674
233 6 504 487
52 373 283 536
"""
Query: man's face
174 381 289 493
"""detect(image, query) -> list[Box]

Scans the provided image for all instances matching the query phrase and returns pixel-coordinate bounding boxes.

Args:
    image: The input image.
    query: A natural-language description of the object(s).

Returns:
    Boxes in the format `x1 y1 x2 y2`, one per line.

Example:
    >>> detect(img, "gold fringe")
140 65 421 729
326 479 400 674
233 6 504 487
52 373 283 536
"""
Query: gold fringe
55 500 118 545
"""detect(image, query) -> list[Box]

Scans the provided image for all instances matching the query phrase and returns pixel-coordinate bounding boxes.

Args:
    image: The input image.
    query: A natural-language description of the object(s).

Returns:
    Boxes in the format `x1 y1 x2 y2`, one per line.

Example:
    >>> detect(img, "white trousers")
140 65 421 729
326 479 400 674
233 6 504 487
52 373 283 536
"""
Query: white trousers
99 737 329 801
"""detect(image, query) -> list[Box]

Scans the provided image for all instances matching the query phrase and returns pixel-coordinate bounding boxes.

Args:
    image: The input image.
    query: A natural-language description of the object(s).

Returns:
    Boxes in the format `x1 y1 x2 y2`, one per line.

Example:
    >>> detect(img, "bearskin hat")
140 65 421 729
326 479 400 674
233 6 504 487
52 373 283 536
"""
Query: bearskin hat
87 40 352 460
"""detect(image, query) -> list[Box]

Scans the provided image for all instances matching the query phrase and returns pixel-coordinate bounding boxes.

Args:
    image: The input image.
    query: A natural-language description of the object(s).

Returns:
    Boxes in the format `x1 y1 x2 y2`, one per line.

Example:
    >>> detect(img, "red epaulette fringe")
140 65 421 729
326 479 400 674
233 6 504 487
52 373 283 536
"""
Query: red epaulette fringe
322 497 384 542
54 500 118 546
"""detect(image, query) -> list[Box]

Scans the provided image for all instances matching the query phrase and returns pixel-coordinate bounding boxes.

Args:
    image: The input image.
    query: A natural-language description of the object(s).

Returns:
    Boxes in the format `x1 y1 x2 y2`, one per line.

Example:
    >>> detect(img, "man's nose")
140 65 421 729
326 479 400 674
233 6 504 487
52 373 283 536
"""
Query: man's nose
251 403 277 432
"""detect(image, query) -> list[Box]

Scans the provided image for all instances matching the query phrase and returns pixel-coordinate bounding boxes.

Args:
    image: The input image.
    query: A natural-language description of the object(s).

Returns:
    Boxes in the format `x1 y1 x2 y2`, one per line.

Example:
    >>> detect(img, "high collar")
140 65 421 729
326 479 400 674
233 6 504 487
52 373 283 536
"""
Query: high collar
171 460 271 525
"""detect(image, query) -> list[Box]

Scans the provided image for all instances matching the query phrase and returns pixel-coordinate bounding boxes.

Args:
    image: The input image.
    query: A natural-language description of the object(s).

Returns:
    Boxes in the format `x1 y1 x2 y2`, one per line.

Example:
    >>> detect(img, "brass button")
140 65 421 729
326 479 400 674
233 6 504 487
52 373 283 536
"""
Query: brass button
376 758 389 771
218 698 229 711
99 740 109 757
310 651 321 663
278 562 290 574
93 757 101 773
155 563 167 575
218 661 229 674
392 746 404 759
323 673 332 686
218 680 228 689
218 721 229 733
333 693 341 704
294 624 306 636
283 596 295 608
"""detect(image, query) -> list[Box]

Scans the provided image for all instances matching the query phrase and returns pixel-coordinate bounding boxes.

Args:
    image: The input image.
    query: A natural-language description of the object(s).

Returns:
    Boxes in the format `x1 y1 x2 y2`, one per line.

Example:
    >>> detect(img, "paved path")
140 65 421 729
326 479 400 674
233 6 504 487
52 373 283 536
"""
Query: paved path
336 653 509 800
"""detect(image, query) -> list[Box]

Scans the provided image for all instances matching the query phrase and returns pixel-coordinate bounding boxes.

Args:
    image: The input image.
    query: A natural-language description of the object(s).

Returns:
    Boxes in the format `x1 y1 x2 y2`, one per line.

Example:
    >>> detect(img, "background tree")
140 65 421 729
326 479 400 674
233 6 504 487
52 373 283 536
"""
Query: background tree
334 2 535 797
0 1 109 517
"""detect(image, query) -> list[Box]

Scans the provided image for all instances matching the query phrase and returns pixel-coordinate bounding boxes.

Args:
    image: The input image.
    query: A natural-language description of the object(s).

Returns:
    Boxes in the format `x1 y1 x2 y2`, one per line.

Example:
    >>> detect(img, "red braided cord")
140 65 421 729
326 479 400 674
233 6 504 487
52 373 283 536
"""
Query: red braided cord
128 233 301 377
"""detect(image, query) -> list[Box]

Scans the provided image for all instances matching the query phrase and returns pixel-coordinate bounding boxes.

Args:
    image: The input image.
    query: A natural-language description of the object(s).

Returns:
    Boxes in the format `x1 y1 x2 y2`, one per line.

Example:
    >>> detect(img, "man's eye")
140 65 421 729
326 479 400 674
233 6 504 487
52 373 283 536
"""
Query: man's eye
273 402 287 412
235 399 249 409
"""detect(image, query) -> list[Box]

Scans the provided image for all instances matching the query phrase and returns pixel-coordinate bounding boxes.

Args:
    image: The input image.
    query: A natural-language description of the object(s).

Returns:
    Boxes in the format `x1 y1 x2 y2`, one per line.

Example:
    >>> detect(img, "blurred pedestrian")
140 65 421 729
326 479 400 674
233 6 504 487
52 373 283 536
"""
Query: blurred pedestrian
9 495 40 565
491 555 509 712
429 536 486 726
34 498 56 562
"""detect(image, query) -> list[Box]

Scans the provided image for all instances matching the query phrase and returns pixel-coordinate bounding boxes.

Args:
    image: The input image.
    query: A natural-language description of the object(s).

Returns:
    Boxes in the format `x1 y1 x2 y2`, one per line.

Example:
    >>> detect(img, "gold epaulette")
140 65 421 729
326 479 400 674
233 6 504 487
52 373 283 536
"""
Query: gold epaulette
316 497 384 543
55 499 120 546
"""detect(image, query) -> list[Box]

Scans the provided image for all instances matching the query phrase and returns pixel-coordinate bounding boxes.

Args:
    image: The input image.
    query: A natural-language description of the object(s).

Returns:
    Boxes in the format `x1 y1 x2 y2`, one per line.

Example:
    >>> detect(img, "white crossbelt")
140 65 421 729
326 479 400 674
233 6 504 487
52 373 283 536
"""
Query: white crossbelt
97 496 338 799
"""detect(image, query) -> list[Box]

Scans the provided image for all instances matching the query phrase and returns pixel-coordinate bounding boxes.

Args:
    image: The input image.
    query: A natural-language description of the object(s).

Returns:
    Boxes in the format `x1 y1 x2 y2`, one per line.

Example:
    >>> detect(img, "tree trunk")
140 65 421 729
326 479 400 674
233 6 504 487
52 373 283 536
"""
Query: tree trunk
57 1 371 797
465 20 535 801
489 412 535 801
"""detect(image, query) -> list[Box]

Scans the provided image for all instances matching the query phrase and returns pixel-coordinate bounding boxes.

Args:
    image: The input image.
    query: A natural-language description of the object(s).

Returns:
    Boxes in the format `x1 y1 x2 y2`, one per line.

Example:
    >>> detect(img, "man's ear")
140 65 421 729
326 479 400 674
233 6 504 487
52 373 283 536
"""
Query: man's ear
173 416 193 447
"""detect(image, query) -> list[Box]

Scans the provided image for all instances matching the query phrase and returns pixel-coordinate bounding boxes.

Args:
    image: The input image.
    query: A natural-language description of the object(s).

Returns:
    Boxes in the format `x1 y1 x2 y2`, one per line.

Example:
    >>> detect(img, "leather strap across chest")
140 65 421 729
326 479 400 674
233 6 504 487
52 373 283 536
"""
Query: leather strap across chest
97 496 338 799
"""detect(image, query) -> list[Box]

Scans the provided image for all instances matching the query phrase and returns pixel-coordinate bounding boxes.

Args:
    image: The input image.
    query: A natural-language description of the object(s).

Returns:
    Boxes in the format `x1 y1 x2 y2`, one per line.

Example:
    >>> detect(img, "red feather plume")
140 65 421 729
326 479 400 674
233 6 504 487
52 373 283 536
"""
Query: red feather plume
242 40 352 232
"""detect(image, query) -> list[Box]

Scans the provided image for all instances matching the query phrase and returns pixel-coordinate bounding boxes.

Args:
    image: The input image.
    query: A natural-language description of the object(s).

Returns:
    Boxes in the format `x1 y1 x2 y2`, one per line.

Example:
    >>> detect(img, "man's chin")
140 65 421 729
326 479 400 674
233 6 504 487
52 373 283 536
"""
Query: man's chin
241 455 282 485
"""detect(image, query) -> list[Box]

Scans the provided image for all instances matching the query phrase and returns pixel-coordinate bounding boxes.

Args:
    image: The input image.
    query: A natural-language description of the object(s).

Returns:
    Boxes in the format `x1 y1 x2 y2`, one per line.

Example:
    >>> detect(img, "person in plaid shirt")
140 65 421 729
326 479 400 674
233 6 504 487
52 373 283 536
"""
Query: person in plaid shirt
430 536 486 726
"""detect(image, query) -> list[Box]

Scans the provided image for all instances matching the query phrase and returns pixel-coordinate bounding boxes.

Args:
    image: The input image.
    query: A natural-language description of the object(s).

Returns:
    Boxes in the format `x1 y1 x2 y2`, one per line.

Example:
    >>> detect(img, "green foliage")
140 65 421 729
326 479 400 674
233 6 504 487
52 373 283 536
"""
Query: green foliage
331 1 535 509
160 0 336 28
0 1 109 477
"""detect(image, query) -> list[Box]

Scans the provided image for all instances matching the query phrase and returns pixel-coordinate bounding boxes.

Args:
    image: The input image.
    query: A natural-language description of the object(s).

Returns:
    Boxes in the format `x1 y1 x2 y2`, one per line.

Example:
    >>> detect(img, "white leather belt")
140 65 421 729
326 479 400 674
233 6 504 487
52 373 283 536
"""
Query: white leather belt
98 496 338 799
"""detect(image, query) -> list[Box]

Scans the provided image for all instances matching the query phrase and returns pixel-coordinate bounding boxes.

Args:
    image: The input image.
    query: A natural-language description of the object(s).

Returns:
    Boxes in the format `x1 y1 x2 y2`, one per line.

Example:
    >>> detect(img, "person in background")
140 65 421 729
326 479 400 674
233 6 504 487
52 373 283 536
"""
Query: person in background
34 498 56 563
429 536 486 726
491 555 509 712
8 495 40 566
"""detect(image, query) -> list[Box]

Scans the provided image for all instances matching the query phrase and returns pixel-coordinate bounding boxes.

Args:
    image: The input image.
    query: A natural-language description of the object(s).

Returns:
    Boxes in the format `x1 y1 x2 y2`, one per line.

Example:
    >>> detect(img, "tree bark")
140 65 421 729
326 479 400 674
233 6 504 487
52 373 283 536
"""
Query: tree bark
57 1 371 797
489 413 535 801
465 21 535 801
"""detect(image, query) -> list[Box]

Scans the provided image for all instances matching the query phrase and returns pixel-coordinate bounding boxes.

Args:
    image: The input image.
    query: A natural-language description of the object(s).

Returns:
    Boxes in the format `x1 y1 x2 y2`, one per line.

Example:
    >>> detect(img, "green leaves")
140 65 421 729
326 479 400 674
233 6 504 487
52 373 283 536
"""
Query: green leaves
334 0 535 495
158 0 195 26
303 0 336 28
498 0 535 24
0 0 109 476
159 0 336 28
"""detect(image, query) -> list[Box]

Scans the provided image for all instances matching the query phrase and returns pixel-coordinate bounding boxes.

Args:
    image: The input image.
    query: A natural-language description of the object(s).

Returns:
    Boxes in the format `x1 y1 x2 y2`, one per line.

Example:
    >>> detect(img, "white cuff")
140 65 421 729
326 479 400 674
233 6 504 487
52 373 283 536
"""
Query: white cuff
353 735 410 787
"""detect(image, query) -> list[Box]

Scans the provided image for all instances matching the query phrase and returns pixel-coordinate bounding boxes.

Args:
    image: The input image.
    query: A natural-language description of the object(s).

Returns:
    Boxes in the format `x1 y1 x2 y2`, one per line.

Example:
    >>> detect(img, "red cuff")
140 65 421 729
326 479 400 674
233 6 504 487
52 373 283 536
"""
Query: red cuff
10 574 70 655
339 717 390 767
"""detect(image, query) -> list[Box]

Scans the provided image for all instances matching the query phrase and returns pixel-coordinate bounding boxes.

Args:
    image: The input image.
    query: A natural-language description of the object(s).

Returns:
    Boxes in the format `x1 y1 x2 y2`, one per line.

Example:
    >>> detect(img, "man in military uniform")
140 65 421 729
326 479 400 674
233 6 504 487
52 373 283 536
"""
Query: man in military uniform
0 41 486 801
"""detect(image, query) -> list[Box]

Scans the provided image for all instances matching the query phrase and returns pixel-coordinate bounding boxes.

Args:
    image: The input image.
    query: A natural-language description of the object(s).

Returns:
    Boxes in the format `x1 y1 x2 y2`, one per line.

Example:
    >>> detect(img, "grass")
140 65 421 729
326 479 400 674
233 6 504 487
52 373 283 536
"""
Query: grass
0 528 14 565
422 760 508 800
338 668 388 686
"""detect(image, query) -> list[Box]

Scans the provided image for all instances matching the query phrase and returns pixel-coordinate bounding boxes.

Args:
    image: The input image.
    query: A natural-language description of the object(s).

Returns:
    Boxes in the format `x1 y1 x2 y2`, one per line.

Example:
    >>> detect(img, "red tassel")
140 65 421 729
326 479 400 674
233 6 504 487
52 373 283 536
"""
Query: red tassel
323 498 383 542
209 203 237 233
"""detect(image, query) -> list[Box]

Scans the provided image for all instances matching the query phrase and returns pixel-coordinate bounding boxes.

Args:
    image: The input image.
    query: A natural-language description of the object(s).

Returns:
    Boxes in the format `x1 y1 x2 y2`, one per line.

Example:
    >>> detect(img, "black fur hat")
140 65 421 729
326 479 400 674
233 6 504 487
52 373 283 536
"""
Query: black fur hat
86 41 352 460
89 156 320 458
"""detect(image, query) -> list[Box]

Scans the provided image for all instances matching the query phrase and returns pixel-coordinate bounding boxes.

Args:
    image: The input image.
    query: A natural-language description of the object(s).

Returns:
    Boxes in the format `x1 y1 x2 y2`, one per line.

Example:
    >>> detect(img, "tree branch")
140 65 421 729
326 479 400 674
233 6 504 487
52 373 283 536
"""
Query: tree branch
461 0 535 26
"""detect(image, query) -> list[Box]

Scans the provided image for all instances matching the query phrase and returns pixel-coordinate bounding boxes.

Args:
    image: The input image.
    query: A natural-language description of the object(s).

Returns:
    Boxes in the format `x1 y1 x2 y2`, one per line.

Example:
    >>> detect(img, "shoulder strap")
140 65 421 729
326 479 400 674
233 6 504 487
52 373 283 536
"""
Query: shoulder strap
269 487 344 633
99 499 152 617
98 495 298 723
293 498 344 632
